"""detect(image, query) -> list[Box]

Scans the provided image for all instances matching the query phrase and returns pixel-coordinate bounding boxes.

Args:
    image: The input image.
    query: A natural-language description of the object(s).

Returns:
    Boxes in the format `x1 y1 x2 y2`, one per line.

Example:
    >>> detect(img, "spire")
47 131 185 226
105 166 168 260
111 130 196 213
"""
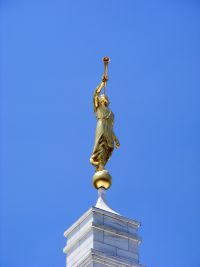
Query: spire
95 187 119 215
63 58 146 267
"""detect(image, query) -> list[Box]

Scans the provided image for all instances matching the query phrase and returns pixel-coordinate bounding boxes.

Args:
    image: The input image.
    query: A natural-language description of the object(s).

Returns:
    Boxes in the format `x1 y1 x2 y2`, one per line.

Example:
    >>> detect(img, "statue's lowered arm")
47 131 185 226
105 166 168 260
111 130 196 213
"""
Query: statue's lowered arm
113 132 120 148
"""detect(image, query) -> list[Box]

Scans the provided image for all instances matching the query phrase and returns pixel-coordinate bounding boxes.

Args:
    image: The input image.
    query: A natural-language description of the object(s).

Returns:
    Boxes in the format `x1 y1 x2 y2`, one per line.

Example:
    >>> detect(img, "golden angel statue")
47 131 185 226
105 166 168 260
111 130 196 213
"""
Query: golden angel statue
90 57 120 190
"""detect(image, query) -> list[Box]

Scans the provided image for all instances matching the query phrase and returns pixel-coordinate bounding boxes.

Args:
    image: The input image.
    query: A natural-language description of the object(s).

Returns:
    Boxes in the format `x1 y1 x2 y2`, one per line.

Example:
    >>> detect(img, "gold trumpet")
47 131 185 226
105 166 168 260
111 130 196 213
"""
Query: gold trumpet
103 56 110 94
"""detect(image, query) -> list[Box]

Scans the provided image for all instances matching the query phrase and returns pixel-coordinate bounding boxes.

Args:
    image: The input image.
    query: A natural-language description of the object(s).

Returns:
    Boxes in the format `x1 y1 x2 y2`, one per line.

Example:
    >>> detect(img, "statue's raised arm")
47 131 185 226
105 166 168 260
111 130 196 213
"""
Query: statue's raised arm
93 80 104 112
90 57 120 190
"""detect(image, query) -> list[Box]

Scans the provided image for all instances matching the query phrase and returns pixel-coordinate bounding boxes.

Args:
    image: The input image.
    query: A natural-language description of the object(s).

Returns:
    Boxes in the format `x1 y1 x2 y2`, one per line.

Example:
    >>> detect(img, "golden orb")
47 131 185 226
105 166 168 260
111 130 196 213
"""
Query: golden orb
93 170 112 190
103 56 110 63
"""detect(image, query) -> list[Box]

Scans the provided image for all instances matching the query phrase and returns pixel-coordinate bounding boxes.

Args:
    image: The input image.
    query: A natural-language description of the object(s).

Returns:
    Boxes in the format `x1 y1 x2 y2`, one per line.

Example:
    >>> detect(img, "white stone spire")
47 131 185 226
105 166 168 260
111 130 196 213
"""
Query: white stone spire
63 202 146 267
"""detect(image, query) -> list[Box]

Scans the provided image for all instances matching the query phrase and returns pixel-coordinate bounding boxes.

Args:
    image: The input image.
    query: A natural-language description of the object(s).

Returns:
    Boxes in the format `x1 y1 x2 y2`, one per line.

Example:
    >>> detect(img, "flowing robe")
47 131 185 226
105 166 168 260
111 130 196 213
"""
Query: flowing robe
91 100 115 170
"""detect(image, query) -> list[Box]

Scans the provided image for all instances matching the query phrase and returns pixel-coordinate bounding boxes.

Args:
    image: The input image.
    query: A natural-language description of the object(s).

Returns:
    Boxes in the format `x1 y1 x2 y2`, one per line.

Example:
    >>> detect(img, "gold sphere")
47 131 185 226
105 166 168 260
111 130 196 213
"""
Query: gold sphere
93 170 112 190
103 56 110 63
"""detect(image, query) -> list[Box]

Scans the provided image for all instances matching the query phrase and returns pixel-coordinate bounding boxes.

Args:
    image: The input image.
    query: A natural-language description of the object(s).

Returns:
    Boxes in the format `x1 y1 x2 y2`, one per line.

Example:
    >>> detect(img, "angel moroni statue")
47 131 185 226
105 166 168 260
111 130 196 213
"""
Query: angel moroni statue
90 57 120 190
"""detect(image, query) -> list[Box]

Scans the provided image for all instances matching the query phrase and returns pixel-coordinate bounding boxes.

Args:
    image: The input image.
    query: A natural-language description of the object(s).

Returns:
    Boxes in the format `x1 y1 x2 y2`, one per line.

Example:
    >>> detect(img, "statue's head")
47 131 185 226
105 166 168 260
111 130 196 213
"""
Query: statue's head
100 94 109 106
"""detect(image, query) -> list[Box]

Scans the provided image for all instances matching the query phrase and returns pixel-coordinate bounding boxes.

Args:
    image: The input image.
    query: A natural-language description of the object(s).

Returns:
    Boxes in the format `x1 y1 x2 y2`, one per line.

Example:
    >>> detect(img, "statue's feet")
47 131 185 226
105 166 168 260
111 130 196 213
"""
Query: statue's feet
96 166 104 172
90 157 98 166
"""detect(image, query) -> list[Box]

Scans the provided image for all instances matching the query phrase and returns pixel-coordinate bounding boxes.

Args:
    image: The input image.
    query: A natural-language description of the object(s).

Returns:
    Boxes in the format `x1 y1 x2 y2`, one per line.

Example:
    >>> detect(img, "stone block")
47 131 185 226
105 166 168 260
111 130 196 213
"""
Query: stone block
128 224 138 235
128 240 138 253
93 228 104 242
117 247 138 262
104 231 129 250
93 212 104 225
94 240 116 256
103 215 128 233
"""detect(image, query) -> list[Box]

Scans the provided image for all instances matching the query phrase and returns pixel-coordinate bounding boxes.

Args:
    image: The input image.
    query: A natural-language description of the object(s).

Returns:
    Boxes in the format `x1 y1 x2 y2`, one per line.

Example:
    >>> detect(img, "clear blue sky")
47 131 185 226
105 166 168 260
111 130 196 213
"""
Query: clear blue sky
1 1 200 267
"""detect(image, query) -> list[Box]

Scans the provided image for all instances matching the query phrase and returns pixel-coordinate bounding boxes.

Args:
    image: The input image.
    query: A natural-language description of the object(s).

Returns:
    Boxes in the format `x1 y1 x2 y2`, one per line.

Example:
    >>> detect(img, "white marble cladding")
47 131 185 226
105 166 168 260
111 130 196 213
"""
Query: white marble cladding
63 207 144 267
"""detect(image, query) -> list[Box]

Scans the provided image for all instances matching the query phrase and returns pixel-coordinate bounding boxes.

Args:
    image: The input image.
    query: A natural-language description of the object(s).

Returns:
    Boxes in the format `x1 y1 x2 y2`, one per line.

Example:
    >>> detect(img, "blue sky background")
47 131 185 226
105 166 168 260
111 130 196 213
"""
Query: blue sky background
1 1 200 267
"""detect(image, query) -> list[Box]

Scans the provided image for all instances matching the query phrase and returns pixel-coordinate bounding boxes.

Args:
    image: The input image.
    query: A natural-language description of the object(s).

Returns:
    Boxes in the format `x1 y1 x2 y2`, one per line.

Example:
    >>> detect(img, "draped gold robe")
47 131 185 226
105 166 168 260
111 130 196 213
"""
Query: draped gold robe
91 96 115 170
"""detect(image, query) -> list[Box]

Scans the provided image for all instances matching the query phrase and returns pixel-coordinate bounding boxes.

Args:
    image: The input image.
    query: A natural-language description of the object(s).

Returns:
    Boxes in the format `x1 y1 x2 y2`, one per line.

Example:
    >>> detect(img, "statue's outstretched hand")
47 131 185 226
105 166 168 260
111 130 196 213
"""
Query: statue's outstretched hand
102 74 108 83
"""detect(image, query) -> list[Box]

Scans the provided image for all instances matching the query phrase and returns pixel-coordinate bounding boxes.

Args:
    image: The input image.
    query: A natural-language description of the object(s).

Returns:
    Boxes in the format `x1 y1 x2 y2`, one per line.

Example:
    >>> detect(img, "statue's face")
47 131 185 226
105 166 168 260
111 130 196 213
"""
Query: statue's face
100 97 109 106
